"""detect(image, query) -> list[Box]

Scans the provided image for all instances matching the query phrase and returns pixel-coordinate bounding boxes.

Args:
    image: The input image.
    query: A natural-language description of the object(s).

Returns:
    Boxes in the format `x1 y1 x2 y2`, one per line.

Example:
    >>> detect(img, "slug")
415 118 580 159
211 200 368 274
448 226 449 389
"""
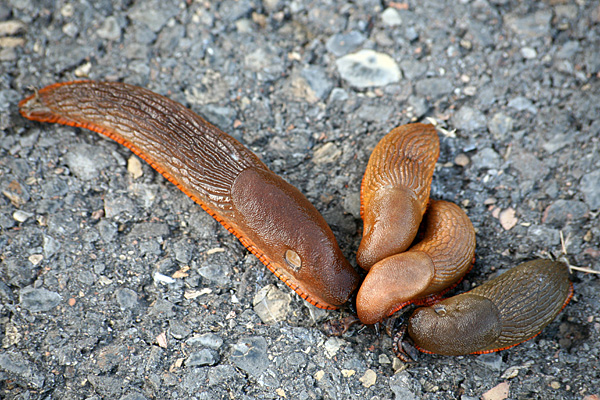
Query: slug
356 199 476 325
19 80 360 310
403 259 573 356
357 123 439 271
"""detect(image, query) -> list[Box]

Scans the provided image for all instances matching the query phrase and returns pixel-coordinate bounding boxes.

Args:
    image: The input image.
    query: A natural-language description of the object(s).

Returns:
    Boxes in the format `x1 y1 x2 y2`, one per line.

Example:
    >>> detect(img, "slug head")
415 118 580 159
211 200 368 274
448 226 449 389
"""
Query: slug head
357 188 422 270
231 167 360 309
408 294 502 356
356 251 434 324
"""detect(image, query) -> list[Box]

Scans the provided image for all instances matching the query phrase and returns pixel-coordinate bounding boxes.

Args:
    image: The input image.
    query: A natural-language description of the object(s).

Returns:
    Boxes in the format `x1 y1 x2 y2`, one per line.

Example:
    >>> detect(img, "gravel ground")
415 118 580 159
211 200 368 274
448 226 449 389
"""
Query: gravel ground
1 0 599 399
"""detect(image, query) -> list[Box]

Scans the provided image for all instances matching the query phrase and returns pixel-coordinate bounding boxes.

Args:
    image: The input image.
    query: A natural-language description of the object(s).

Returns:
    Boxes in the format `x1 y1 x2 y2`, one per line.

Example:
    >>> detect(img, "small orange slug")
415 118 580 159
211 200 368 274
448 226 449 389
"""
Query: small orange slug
357 123 440 271
19 81 360 310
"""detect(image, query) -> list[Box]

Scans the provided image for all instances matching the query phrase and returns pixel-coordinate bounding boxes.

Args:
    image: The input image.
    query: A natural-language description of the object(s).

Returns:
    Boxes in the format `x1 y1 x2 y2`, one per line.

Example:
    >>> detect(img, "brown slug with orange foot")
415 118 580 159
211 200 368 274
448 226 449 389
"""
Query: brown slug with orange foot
394 259 573 360
357 123 440 271
356 199 476 325
19 80 360 310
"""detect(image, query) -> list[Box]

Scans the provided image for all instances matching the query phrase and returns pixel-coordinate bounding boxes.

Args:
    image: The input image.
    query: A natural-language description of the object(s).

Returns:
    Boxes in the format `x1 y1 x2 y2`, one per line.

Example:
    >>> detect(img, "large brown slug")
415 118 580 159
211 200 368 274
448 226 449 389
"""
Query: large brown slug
356 200 476 325
19 81 360 310
357 123 439 271
405 259 573 356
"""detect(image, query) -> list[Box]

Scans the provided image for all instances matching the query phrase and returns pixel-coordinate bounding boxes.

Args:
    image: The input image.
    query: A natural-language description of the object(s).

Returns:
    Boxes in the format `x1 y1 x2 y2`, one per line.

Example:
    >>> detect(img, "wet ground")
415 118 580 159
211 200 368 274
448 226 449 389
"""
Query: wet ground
1 0 599 399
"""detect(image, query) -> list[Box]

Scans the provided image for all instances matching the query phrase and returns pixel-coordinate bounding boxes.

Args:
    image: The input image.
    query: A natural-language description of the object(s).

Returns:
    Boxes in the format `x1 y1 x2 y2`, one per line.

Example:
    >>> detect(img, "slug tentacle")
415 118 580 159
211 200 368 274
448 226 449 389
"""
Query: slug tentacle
357 123 439 271
356 200 476 324
19 80 360 310
406 259 573 356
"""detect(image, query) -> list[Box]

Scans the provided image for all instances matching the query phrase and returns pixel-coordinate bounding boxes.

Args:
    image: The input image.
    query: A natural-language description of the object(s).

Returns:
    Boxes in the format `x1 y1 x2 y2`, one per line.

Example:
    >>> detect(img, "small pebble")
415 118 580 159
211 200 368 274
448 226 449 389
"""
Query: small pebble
488 112 514 138
507 96 537 114
482 381 509 400
0 351 45 389
341 369 355 377
422 381 439 392
252 284 291 324
0 47 17 61
302 66 333 100
13 210 33 222
127 156 143 179
454 153 470 167
20 287 62 312
116 288 140 310
263 0 282 12
230 337 269 378
556 41 580 60
129 4 178 33
65 144 110 180
359 369 377 388
476 352 503 371
407 95 428 119
153 271 177 285
464 86 477 96
323 337 345 358
0 37 25 47
541 133 570 154
168 320 191 340
0 20 26 35
527 225 561 246
97 16 122 41
520 47 537 59
580 169 600 210
156 332 168 348
28 254 43 265
312 142 342 164
501 366 520 380
2 180 30 206
336 50 401 88
504 10 551 38
197 263 231 286
400 59 425 80
150 299 176 318
62 22 78 37
186 333 224 350
328 87 348 102
381 8 402 26
542 199 589 227
292 65 333 103
244 47 284 79
187 349 219 367
74 62 92 77
60 4 74 17
389 371 420 399
510 151 548 181
325 31 366 56
378 354 391 364
471 148 501 170
452 106 486 132
583 395 600 400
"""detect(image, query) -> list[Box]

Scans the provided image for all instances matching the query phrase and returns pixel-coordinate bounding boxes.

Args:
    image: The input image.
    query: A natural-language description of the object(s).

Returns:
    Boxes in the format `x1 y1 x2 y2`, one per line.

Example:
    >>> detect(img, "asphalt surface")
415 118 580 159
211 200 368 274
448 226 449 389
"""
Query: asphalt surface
1 0 599 399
